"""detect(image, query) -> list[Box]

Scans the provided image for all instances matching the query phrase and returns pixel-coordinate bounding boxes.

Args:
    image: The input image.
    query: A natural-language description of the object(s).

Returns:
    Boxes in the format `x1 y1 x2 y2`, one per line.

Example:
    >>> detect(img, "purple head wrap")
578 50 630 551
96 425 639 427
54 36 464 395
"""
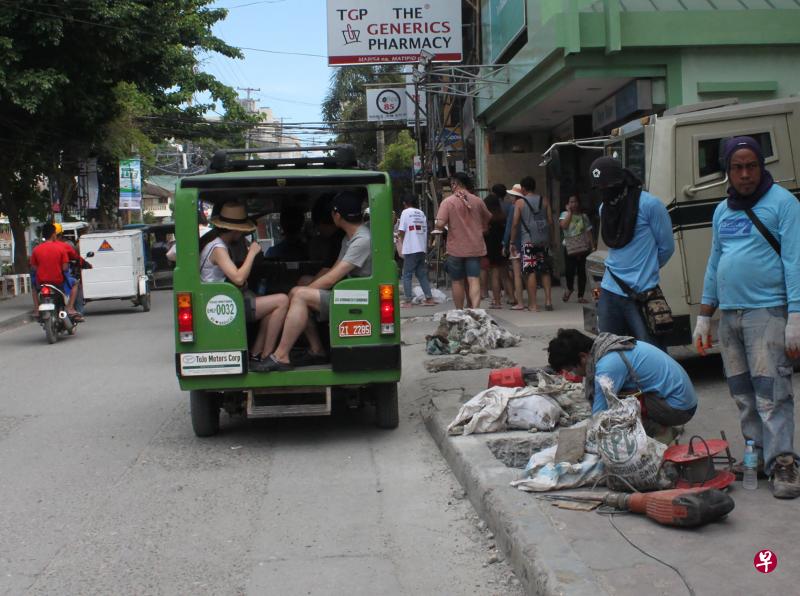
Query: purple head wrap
723 136 774 210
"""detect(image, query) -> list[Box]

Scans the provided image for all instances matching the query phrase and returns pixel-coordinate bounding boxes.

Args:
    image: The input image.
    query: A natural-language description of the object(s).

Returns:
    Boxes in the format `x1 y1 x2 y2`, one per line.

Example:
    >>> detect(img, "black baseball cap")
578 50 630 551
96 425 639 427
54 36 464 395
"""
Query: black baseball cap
332 191 363 222
589 156 626 188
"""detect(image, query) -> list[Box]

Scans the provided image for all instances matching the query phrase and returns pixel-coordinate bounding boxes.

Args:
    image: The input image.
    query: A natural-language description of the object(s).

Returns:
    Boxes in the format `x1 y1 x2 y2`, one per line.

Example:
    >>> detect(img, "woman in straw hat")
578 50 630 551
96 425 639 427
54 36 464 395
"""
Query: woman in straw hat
199 202 289 363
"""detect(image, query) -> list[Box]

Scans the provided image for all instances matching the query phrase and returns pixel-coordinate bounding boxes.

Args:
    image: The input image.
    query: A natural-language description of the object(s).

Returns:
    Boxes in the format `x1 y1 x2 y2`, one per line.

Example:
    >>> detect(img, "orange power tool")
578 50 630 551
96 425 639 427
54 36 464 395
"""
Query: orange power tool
544 487 734 528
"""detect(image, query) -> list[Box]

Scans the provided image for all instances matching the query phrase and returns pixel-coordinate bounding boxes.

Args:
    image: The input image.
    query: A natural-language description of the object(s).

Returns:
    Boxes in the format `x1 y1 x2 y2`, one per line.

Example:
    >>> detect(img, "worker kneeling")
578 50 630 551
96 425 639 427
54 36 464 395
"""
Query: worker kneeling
548 329 697 438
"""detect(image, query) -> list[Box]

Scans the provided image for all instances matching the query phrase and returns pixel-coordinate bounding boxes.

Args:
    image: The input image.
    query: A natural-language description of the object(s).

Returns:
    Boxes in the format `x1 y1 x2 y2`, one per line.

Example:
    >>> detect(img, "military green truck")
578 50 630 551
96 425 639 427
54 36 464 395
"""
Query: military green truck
172 146 401 436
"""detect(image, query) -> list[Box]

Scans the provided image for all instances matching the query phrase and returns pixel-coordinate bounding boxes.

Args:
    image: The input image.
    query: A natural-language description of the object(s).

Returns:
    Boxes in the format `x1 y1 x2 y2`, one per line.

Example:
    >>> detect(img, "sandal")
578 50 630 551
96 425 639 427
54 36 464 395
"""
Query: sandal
545 304 554 312
488 302 503 309
510 304 526 311
422 299 437 306
401 302 414 308
562 291 572 302
577 297 589 304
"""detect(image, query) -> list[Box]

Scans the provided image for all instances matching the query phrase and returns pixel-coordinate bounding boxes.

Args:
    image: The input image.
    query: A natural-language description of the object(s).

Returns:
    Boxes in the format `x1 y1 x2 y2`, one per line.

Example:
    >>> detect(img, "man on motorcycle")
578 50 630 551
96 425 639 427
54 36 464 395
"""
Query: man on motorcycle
29 223 82 320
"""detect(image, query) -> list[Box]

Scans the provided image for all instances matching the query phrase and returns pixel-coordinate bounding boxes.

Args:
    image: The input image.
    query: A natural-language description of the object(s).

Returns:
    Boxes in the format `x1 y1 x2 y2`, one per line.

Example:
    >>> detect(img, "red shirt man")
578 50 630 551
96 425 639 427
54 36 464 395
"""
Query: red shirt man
30 234 68 285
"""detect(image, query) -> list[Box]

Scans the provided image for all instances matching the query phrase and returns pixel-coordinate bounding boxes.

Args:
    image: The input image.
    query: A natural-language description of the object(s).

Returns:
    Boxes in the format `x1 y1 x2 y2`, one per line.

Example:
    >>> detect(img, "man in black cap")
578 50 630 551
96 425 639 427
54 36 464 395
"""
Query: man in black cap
591 156 674 347
256 191 371 372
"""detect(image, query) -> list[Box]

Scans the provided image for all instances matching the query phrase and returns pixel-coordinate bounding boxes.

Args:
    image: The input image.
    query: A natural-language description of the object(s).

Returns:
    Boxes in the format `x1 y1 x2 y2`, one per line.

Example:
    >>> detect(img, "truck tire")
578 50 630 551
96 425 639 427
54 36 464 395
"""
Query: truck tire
373 383 399 429
190 390 220 437
141 292 151 312
45 316 57 344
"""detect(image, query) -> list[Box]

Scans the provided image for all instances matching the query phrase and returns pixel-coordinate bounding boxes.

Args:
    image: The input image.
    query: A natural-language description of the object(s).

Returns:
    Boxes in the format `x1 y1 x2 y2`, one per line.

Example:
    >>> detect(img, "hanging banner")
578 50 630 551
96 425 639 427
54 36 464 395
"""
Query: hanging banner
119 158 142 210
366 88 407 122
327 0 462 66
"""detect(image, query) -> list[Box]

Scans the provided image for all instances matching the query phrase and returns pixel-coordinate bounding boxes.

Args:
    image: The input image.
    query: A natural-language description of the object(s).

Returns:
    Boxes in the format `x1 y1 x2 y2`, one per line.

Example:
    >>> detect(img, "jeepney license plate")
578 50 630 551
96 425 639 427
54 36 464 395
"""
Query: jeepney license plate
338 320 372 337
179 351 244 376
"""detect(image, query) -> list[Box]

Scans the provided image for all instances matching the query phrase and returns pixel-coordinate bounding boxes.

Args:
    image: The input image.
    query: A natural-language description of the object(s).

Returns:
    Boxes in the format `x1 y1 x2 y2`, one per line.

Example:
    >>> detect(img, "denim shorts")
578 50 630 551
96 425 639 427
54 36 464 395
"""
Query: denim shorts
446 256 482 280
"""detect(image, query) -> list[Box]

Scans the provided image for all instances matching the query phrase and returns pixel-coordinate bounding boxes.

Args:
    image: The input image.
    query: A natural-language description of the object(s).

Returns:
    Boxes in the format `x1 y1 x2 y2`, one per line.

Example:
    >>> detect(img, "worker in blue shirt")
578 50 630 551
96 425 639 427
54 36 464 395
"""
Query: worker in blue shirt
547 329 697 439
694 136 800 499
591 157 674 348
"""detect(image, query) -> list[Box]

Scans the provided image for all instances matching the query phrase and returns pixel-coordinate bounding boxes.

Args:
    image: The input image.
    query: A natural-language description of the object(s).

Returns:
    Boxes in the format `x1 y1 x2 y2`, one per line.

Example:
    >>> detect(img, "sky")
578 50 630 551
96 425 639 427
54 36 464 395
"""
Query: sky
204 0 334 143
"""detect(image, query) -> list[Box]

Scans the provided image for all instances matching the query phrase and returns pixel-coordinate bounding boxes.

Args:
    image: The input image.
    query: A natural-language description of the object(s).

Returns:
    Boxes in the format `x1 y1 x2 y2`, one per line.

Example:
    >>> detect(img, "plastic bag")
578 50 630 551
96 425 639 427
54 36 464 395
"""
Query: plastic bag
511 444 605 492
593 376 669 491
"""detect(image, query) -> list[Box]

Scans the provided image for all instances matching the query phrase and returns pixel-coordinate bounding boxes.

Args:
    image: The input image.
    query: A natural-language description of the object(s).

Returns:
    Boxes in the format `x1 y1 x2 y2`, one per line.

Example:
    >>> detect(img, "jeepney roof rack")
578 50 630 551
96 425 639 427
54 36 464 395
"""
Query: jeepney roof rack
208 145 358 173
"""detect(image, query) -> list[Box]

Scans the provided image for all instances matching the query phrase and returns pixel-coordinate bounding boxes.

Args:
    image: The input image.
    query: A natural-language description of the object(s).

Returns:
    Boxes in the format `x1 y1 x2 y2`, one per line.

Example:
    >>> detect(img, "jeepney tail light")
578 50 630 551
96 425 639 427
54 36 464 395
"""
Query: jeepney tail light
379 284 395 335
177 292 194 343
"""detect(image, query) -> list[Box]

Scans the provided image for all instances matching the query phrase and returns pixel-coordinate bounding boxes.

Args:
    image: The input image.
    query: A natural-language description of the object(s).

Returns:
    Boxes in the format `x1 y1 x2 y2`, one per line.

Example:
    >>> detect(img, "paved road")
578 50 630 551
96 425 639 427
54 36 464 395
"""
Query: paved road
0 291 521 596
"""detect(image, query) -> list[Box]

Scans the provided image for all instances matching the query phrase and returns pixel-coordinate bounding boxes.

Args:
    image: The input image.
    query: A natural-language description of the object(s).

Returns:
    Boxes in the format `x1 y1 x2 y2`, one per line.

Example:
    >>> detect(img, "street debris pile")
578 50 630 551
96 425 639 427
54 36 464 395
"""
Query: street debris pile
425 354 516 373
426 309 521 355
447 371 589 436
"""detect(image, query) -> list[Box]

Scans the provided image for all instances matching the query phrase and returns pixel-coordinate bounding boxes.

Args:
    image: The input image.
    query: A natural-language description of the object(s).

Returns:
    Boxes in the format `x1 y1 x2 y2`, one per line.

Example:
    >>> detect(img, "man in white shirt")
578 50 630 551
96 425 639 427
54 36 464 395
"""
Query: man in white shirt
398 195 435 307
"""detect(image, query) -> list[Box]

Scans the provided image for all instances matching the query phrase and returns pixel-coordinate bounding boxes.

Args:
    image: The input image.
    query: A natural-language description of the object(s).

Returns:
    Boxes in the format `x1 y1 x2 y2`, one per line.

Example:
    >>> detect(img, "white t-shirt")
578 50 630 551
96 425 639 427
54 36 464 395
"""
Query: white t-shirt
398 207 428 255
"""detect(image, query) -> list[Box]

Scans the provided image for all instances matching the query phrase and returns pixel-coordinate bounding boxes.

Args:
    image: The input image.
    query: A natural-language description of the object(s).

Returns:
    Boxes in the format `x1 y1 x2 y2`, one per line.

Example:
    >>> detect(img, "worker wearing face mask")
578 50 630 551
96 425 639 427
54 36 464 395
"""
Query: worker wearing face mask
591 157 675 349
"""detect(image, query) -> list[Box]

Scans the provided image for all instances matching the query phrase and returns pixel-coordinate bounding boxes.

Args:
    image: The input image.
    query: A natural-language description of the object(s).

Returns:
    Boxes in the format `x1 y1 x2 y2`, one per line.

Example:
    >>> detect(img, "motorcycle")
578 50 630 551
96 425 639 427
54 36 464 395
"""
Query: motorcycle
37 283 80 344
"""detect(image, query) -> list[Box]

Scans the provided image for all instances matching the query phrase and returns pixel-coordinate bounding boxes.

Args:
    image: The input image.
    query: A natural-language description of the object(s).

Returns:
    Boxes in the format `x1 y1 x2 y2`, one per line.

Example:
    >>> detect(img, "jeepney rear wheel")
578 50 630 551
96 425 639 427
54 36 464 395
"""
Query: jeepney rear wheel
190 390 220 437
372 383 399 429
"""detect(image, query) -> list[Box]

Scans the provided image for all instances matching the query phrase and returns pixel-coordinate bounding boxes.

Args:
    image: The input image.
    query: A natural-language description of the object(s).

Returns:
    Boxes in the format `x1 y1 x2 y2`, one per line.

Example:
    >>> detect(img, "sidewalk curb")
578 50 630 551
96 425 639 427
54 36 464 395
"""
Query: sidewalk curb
0 312 34 334
423 397 608 596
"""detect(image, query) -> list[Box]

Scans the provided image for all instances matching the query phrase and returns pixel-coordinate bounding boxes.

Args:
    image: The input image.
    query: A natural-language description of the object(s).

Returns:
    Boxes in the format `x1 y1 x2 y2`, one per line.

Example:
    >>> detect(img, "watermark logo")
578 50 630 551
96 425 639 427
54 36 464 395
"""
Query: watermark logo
754 549 777 574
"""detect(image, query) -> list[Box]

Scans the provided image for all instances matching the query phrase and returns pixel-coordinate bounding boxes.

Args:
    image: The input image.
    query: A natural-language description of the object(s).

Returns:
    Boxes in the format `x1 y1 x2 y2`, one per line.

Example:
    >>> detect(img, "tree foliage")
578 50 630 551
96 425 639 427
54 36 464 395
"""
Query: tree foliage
0 0 249 269
322 65 403 165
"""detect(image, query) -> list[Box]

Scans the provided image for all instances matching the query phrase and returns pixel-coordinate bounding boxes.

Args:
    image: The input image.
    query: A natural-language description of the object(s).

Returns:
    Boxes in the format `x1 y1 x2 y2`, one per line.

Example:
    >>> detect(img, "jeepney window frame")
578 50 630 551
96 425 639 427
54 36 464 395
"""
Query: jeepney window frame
692 128 778 185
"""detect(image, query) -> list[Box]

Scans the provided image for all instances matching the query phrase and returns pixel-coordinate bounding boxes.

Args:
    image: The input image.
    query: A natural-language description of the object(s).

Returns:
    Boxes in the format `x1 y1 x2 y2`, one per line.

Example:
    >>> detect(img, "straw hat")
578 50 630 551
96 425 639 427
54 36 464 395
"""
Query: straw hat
210 203 256 233
506 184 525 198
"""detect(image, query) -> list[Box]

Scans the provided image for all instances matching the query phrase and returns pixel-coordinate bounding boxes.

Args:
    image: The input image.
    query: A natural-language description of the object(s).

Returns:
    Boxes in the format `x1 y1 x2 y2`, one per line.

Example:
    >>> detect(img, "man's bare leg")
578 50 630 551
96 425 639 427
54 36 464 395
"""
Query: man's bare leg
526 273 539 311
467 275 481 309
542 273 553 308
451 279 466 309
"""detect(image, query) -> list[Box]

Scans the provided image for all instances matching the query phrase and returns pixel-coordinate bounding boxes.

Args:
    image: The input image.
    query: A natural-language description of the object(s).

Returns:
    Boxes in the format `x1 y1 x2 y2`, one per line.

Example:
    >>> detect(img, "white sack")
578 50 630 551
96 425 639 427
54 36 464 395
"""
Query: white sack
511 445 605 492
506 394 564 432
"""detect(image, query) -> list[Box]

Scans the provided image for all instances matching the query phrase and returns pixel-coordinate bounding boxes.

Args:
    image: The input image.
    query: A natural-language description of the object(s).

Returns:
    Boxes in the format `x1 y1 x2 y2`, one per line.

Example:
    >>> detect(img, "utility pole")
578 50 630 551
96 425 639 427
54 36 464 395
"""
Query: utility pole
237 87 261 151
376 127 385 165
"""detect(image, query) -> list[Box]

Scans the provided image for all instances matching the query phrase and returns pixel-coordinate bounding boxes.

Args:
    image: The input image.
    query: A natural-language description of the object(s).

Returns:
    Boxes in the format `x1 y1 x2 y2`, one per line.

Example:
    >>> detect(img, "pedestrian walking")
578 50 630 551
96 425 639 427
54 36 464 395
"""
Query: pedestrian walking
503 183 525 309
435 172 492 309
398 195 435 307
510 176 554 311
694 136 800 499
591 157 674 347
560 194 595 303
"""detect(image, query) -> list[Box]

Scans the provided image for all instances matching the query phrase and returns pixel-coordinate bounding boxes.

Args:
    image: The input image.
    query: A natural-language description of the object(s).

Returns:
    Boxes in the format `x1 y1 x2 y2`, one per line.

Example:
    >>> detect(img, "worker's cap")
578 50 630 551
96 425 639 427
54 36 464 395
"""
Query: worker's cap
53 222 63 235
589 157 626 188
332 191 364 222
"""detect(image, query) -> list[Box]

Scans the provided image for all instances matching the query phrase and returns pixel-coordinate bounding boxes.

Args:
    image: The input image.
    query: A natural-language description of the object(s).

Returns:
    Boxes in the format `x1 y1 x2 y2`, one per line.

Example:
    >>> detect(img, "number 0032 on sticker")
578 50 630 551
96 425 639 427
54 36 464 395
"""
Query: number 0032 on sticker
180 351 243 376
338 320 372 337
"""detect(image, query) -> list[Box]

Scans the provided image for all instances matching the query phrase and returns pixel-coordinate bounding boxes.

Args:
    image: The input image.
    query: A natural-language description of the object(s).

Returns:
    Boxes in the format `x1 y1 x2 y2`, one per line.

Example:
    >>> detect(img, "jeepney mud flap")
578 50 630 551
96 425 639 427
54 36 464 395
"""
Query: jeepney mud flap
246 387 331 418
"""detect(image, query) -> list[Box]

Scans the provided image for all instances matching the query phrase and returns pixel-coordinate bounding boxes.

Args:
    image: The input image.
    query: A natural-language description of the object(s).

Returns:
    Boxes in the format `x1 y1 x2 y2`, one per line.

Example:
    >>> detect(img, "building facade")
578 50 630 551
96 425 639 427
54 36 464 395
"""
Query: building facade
475 0 800 204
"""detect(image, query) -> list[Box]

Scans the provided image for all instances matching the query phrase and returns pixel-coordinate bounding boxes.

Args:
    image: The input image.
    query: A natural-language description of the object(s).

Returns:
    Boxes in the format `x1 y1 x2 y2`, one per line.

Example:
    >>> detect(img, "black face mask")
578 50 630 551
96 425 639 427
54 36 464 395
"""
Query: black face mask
600 186 625 205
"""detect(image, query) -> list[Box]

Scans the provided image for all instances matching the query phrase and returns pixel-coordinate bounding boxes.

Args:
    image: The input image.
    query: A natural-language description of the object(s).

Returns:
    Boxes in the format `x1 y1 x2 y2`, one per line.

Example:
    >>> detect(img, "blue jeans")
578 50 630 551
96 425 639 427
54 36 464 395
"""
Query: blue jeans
402 251 432 301
598 289 663 350
719 307 797 475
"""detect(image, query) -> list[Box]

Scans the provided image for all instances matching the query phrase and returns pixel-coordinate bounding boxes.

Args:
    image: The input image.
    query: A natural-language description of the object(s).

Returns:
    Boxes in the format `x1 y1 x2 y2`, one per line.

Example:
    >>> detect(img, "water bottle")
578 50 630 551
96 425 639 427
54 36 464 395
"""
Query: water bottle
742 440 758 490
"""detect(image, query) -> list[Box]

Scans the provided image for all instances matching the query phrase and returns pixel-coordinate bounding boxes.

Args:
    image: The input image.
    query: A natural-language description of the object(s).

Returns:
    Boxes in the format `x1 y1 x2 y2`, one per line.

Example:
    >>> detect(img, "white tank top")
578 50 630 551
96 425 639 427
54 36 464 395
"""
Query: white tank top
199 237 227 282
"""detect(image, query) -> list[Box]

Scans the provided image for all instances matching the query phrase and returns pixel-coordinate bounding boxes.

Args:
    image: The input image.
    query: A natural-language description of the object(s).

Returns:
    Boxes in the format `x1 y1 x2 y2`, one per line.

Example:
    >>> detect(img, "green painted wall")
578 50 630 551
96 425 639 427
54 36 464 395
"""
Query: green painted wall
679 47 800 105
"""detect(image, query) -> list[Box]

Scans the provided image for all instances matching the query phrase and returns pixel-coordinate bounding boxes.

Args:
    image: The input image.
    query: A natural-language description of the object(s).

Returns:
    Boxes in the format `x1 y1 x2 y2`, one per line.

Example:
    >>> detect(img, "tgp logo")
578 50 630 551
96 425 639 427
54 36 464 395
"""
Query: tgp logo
754 549 777 574
336 8 368 20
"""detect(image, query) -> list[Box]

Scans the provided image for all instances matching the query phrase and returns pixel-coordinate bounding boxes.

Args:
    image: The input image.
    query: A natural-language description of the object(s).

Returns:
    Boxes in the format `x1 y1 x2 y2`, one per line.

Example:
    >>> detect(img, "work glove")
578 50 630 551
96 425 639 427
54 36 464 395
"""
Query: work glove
786 313 800 360
693 315 712 356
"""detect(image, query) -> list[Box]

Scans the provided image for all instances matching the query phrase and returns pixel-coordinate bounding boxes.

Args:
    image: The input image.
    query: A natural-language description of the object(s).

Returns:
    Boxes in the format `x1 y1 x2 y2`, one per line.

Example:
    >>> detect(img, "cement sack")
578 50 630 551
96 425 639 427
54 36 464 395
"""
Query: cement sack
447 386 563 436
593 376 669 491
431 309 521 353
507 394 564 432
511 444 605 492
528 371 593 427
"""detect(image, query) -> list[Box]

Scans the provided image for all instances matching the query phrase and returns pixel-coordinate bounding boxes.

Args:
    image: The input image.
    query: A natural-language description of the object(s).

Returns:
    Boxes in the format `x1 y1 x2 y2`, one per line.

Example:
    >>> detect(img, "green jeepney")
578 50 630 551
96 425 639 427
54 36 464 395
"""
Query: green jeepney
172 146 400 436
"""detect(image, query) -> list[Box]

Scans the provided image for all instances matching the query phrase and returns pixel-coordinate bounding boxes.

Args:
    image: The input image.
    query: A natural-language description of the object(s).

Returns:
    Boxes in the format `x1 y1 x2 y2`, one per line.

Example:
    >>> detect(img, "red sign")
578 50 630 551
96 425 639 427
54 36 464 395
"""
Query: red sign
754 549 777 574
338 320 372 337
